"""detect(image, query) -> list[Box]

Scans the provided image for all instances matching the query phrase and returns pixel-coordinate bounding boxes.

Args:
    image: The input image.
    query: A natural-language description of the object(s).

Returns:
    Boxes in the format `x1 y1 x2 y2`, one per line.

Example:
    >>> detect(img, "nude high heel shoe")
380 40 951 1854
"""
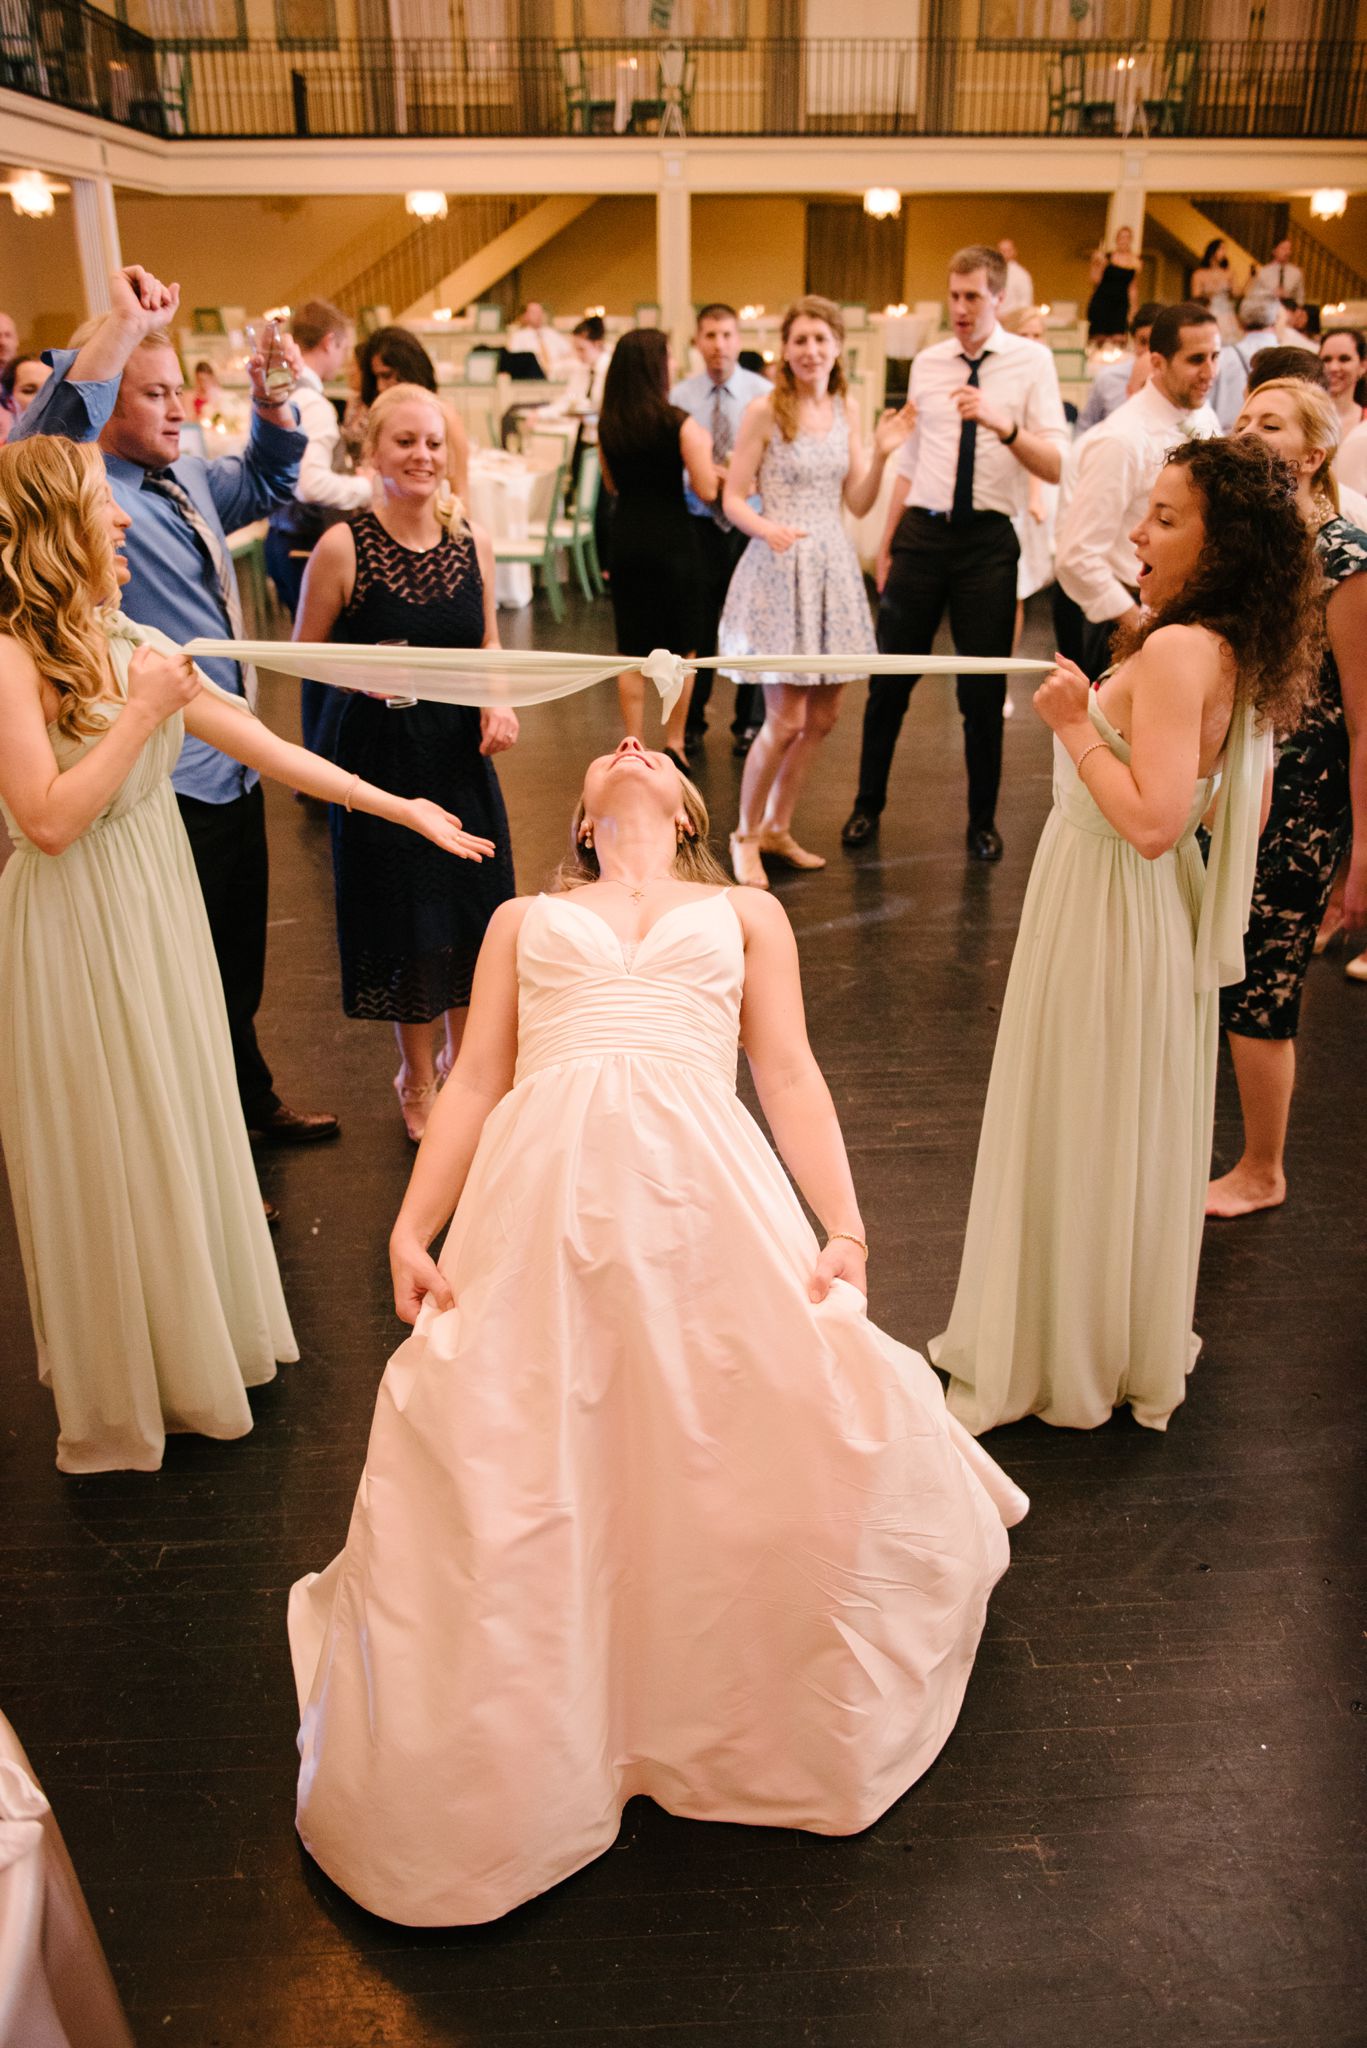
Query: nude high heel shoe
758 828 826 871
394 1072 438 1144
729 832 770 889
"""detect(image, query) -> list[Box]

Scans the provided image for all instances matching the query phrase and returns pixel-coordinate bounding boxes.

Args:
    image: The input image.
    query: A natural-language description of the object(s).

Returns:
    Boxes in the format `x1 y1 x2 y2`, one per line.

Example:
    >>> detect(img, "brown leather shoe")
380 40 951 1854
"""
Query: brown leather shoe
249 1104 341 1145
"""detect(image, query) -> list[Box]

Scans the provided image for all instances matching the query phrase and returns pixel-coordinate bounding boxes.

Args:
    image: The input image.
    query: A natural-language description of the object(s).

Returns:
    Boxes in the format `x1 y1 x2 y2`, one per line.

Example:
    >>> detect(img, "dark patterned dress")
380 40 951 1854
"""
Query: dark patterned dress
330 511 516 1021
1220 516 1366 1040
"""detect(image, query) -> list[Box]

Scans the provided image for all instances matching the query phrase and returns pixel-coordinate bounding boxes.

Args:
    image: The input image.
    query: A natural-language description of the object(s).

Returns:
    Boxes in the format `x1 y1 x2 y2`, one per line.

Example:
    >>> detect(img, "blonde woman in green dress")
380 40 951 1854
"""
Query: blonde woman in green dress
0 437 494 1474
931 437 1320 1434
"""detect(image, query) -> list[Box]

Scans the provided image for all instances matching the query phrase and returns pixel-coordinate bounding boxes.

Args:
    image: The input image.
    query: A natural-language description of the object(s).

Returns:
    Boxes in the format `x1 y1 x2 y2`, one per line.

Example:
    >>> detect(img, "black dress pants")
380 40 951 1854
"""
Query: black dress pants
684 518 763 737
176 783 279 1126
856 508 1019 830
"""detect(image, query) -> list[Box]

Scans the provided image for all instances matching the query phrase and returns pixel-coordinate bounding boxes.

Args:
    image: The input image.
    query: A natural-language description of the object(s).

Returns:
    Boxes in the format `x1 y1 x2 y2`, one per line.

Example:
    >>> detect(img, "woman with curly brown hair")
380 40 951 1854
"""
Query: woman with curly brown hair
930 435 1320 1435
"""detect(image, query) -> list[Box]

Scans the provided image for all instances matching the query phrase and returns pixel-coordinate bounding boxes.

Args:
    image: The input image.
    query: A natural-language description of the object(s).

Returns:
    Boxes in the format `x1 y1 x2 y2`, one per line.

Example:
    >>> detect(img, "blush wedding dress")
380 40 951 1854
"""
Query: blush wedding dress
289 889 1027 1925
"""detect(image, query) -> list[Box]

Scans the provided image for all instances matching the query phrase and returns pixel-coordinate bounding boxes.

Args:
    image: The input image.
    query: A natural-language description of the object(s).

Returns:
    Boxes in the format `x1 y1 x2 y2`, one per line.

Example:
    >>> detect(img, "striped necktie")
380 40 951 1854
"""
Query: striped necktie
710 382 734 531
141 467 257 708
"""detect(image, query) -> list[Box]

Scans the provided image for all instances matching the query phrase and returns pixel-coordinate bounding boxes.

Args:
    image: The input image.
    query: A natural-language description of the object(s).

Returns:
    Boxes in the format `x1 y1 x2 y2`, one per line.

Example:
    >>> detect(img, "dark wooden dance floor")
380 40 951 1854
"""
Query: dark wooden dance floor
2 589 1363 2047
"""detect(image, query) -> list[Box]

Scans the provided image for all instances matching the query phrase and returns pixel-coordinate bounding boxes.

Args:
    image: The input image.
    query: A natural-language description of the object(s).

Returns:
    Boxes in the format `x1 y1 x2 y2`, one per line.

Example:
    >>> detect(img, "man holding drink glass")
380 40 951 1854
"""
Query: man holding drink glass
16 265 341 1166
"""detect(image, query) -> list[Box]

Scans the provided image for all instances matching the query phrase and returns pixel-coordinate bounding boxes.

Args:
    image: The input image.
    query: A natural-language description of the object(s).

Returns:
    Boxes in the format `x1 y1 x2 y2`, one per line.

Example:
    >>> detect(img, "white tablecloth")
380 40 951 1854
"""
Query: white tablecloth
467 454 538 608
0 1718 134 2048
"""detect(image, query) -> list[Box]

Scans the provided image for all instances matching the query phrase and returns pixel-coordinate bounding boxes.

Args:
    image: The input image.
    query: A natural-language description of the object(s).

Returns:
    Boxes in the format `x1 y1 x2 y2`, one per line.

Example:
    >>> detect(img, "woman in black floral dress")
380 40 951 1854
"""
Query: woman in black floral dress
297 384 518 1141
1208 379 1367 1216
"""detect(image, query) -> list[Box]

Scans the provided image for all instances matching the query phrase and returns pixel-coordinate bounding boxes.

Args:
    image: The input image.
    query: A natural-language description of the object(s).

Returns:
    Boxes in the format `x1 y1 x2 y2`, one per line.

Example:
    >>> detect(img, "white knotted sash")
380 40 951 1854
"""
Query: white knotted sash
185 641 1056 723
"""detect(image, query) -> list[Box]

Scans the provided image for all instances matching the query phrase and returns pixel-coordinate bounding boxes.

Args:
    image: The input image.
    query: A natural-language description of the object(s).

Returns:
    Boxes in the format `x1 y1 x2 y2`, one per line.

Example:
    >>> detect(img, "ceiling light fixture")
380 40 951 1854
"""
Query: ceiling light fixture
863 187 901 222
405 190 448 225
1309 188 1347 221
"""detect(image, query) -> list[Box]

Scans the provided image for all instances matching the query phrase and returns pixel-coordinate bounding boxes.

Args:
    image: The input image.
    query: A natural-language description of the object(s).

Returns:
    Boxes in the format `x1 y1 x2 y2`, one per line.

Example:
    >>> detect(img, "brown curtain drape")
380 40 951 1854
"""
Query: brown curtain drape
804 203 905 309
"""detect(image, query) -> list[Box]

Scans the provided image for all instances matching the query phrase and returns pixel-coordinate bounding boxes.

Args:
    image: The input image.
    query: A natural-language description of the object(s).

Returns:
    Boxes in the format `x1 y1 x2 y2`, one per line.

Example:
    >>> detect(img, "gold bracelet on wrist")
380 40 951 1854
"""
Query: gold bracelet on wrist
826 1231 868 1257
342 773 360 813
1075 739 1109 778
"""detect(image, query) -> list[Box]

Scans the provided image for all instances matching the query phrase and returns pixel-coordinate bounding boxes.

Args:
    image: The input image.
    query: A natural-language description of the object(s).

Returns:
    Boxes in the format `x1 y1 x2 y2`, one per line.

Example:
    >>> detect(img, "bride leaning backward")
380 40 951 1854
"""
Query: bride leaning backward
290 734 1027 1929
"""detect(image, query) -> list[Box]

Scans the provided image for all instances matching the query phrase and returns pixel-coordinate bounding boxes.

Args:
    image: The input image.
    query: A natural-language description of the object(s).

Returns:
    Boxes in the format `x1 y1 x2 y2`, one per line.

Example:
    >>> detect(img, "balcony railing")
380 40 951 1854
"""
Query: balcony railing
3 10 1364 143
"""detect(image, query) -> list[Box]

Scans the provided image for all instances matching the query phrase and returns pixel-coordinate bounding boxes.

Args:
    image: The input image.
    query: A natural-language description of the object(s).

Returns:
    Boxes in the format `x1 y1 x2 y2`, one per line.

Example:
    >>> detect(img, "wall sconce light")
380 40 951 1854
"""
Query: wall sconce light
8 173 67 219
863 188 902 222
1309 188 1347 221
405 190 449 225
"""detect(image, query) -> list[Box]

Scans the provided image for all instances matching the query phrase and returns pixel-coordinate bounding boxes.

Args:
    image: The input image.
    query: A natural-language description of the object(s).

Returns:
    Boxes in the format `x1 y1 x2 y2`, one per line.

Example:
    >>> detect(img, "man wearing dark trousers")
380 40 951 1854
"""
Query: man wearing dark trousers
18 263 340 1183
843 245 1068 861
670 305 771 756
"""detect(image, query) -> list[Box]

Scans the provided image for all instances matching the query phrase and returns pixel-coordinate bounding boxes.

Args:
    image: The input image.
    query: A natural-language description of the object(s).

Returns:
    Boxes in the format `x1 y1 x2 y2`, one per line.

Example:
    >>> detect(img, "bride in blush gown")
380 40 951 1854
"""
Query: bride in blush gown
289 738 1028 1927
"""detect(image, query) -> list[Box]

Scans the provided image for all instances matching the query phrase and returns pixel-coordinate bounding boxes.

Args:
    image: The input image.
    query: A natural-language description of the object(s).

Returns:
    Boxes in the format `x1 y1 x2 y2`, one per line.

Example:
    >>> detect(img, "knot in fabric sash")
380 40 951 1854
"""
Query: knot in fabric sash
514 974 738 1089
641 649 689 720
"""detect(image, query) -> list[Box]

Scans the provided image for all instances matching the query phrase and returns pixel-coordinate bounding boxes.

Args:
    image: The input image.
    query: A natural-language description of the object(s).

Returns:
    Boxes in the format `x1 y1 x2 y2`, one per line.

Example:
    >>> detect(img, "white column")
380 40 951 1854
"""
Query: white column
72 176 123 319
1105 154 1146 251
656 160 691 354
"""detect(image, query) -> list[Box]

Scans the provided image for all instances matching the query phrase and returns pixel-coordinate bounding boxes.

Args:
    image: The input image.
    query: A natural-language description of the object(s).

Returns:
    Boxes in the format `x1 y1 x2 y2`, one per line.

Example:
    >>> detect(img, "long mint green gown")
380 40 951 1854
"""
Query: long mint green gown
0 613 297 1473
930 688 1268 1435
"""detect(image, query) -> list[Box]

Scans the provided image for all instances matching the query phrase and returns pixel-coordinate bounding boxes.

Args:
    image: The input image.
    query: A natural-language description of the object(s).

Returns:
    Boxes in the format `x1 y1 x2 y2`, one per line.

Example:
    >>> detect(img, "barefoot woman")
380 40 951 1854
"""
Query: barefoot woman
932 438 1318 1434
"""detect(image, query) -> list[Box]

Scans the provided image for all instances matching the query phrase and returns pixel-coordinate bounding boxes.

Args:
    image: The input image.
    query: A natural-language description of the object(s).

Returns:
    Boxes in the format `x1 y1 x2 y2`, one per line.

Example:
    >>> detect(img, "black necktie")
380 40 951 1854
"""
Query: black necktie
951 355 983 526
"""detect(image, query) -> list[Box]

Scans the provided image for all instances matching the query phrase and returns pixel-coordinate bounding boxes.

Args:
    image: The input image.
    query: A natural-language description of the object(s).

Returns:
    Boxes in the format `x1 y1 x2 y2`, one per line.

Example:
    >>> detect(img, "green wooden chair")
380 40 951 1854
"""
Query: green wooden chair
550 445 604 601
1046 49 1085 133
493 459 569 620
1145 43 1198 136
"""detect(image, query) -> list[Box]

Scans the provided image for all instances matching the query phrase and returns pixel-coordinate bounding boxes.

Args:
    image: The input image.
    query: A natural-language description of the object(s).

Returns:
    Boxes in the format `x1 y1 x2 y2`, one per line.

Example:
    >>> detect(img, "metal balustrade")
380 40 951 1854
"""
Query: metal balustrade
3 8 1364 142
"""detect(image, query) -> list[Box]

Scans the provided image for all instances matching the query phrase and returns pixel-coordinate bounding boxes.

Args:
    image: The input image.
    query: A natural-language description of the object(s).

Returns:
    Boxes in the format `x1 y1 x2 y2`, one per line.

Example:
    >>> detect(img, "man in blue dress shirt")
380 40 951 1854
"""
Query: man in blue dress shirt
17 263 338 1155
670 304 771 756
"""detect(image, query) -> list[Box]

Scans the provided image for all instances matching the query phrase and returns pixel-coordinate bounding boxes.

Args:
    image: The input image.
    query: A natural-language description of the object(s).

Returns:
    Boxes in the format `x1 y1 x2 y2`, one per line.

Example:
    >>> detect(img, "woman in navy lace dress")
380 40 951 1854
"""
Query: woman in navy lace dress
297 384 518 1140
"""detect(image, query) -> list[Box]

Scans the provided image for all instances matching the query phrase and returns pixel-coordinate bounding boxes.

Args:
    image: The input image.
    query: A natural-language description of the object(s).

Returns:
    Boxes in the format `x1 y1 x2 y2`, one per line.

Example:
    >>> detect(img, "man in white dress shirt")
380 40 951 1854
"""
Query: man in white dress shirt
1252 238 1305 308
506 301 574 377
843 245 1068 862
998 240 1034 317
671 303 772 754
1055 300 1221 680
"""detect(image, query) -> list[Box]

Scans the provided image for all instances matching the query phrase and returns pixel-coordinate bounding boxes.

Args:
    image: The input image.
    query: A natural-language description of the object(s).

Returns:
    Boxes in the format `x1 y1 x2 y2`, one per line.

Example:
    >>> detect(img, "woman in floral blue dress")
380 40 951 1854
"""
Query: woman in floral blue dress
718 297 913 887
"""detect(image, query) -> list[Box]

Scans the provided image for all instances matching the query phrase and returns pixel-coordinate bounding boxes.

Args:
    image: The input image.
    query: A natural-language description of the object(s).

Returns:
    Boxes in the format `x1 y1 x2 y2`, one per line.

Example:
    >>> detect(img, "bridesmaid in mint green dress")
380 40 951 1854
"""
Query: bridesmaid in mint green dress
0 438 494 1473
931 438 1320 1435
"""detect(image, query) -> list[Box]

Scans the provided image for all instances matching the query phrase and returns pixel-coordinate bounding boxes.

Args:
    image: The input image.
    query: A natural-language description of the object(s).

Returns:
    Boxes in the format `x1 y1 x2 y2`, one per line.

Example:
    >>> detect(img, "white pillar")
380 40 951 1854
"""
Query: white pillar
1105 154 1146 251
656 160 691 354
72 176 123 319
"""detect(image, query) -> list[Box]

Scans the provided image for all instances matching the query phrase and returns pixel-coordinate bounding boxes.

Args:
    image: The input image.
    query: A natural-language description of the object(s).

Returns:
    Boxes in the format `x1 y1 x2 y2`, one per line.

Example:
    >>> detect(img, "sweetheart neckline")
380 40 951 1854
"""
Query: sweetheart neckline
538 890 739 971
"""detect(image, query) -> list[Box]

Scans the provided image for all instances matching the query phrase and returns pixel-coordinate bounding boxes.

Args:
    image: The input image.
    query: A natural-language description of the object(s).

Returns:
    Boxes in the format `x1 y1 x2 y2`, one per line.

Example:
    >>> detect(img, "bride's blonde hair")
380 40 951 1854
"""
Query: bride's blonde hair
364 381 468 533
0 437 118 739
556 767 730 891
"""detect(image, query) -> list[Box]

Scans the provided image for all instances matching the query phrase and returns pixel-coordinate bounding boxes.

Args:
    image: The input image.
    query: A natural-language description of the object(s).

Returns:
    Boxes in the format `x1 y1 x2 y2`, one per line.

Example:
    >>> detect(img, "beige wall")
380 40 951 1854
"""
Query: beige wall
113 190 409 318
899 193 1109 311
692 196 806 310
518 196 657 315
518 194 830 320
0 205 83 347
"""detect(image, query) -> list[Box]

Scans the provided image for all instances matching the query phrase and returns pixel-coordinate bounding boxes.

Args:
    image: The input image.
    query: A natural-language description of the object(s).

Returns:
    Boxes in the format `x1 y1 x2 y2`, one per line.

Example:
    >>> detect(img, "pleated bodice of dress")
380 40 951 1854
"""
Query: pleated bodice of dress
513 891 742 1091
1052 694 1217 848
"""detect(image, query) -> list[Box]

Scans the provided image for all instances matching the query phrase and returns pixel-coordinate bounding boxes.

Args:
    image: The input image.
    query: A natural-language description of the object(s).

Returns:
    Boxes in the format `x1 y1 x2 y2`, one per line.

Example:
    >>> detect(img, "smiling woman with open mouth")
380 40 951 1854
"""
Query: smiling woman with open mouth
932 434 1322 1438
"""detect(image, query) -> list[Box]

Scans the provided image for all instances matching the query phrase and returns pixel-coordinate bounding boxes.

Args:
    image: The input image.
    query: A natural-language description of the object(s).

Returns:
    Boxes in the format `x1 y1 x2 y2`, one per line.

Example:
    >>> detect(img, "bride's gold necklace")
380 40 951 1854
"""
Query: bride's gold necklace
600 874 675 906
